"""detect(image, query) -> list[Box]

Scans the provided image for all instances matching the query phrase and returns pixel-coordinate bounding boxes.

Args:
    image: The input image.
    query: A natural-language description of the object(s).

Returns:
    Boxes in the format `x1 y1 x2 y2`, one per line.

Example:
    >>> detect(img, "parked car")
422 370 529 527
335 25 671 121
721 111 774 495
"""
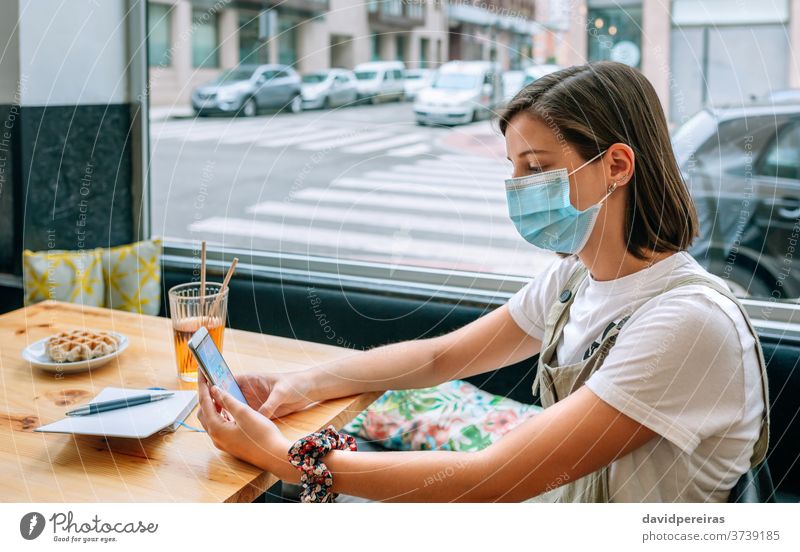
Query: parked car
502 70 526 102
402 68 434 101
413 61 503 126
672 103 800 297
522 64 562 87
353 61 406 103
191 64 302 117
300 69 359 109
764 89 800 105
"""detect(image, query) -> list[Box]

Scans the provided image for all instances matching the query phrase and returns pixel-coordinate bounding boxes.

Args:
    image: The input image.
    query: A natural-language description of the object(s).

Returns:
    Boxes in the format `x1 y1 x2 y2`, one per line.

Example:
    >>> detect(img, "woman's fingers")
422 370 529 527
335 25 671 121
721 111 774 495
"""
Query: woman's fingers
197 379 222 432
210 385 250 420
258 392 282 419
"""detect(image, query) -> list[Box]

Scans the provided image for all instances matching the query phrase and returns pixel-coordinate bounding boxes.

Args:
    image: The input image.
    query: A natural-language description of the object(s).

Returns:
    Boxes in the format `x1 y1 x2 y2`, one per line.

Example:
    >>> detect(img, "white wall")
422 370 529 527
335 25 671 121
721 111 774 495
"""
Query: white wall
18 0 129 106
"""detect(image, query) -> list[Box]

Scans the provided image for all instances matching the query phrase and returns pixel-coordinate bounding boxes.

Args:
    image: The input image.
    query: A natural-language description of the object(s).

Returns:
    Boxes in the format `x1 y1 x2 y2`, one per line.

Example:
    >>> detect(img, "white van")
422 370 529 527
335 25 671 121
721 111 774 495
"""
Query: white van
353 61 406 104
413 61 503 125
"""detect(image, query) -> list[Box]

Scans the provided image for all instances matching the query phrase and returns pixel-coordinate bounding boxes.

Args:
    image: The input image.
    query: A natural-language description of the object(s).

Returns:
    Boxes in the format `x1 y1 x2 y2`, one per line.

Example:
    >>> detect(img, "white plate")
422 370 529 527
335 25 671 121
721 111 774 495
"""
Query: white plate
22 331 129 373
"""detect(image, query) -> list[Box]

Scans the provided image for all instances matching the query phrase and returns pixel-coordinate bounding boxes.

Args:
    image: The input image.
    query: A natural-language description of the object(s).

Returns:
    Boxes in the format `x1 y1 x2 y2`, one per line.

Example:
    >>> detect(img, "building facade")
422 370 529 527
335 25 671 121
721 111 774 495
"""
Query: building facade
147 0 552 106
446 0 541 70
148 0 451 106
560 0 800 123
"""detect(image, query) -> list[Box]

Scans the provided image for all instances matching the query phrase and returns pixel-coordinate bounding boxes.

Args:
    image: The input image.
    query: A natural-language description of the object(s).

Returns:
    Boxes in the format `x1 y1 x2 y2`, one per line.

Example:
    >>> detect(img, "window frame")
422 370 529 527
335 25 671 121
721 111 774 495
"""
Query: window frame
146 1 172 68
126 2 800 339
756 119 800 180
191 6 220 69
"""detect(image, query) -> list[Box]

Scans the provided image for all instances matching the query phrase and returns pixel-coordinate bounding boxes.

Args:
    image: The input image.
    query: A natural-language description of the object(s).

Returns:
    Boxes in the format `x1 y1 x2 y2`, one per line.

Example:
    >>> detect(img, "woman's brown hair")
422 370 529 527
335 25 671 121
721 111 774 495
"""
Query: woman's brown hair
498 61 699 259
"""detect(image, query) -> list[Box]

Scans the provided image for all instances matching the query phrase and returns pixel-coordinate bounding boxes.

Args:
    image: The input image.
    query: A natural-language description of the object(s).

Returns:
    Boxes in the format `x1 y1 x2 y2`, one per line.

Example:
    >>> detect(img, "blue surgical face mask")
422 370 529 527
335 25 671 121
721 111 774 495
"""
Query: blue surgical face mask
504 150 616 254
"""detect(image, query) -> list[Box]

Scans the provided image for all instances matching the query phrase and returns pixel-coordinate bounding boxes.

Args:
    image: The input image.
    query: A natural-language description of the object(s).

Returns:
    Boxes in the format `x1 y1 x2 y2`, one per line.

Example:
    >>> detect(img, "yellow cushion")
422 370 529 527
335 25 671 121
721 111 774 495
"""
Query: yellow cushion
22 248 105 307
101 238 163 315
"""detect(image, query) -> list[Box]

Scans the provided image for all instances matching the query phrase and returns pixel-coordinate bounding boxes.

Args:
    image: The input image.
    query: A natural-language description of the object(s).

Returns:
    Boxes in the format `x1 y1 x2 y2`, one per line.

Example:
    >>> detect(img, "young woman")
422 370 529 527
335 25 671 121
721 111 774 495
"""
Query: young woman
196 61 769 503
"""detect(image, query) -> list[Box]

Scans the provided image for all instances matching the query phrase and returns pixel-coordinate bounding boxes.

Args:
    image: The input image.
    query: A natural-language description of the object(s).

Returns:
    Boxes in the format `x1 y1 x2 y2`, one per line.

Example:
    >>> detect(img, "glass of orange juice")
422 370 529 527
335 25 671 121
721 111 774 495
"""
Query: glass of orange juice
167 282 228 382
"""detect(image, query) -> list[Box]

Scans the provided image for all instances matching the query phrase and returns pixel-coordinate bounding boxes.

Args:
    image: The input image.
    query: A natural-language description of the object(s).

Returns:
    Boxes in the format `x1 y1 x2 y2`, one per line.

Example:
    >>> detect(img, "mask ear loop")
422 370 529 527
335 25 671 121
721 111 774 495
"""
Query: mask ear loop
566 149 607 177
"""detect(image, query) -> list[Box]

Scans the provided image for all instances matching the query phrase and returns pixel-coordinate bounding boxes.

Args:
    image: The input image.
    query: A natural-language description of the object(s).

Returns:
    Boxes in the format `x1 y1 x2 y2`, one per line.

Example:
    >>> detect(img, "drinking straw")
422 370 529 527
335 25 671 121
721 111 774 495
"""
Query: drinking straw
200 240 207 325
211 257 238 318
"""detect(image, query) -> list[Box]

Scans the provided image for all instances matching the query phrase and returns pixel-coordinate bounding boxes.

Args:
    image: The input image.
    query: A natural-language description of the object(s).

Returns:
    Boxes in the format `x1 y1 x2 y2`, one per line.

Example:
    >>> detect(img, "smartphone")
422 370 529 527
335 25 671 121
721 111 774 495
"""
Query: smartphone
187 326 248 406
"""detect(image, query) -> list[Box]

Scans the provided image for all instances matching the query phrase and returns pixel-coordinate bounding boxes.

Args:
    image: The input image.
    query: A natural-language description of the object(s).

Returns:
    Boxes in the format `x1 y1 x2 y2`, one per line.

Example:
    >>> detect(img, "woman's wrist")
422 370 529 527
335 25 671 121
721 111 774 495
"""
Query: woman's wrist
303 365 346 402
260 432 297 481
286 425 357 502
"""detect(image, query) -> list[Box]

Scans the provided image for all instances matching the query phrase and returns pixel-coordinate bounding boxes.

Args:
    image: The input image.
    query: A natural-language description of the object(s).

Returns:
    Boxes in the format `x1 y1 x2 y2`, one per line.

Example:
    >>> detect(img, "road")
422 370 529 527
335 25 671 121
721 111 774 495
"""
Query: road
150 101 555 276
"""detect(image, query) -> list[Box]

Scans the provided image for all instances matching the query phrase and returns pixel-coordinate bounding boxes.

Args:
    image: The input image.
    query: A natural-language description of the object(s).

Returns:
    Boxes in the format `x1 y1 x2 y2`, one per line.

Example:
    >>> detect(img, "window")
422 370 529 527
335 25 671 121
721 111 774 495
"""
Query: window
277 15 298 66
147 2 171 67
395 35 406 62
587 5 643 69
758 122 800 180
371 35 380 61
192 8 219 68
678 114 800 298
239 11 269 64
144 0 800 301
385 0 402 16
420 37 429 67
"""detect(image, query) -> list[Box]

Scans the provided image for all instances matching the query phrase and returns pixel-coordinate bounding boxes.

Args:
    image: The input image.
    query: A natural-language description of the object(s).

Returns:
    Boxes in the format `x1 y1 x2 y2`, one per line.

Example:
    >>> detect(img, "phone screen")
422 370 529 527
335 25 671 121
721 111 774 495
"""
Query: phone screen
192 333 249 406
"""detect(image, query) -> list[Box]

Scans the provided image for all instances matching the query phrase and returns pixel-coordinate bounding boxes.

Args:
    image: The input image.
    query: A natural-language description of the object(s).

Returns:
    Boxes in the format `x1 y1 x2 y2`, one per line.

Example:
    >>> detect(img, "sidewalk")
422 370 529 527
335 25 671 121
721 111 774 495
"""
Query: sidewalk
149 104 194 122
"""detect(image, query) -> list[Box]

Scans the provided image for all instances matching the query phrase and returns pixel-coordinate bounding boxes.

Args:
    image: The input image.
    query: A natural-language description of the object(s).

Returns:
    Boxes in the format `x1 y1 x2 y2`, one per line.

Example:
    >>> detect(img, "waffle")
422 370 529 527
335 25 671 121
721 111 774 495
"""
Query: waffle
45 330 121 363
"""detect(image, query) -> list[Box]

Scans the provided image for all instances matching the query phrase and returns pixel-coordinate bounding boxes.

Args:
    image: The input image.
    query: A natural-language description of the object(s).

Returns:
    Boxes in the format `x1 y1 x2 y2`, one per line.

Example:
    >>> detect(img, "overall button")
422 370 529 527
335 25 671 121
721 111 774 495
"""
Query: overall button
559 289 572 303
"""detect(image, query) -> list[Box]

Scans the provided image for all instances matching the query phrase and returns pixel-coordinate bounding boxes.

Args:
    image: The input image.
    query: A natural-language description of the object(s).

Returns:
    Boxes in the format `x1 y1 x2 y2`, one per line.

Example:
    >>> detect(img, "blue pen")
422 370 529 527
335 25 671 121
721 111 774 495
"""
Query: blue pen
65 392 174 417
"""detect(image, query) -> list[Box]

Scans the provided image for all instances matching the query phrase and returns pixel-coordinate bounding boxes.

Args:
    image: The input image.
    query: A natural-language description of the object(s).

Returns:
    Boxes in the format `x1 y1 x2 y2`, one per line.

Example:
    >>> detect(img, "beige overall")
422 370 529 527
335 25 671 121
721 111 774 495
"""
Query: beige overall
525 263 771 502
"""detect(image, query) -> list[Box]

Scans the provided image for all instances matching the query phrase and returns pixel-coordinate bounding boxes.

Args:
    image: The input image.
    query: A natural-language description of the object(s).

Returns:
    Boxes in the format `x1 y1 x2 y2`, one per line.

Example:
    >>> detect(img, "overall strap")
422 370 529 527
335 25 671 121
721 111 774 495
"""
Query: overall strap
532 263 589 401
654 274 771 467
540 263 589 353
535 266 770 468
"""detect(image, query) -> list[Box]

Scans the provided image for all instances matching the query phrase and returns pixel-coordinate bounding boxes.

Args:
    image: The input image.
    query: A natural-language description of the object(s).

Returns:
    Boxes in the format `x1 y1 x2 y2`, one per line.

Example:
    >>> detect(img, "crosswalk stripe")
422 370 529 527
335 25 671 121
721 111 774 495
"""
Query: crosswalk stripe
259 127 348 147
391 164 507 180
299 129 391 151
183 128 248 142
152 120 298 141
437 153 509 166
248 188 507 216
332 177 506 201
216 126 281 144
192 123 307 143
229 201 518 240
151 124 212 139
362 170 497 188
188 216 532 270
228 123 324 144
342 133 428 154
386 143 431 157
404 158 507 171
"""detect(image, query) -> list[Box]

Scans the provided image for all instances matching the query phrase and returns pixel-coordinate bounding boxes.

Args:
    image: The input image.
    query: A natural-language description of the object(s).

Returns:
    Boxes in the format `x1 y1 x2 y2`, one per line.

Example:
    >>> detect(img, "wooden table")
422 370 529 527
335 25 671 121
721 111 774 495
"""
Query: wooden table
0 300 381 502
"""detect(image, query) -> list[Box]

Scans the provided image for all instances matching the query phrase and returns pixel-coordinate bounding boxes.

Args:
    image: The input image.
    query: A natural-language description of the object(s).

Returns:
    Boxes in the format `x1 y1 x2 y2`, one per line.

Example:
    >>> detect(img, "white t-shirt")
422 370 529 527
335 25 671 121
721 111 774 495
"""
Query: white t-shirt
507 251 765 502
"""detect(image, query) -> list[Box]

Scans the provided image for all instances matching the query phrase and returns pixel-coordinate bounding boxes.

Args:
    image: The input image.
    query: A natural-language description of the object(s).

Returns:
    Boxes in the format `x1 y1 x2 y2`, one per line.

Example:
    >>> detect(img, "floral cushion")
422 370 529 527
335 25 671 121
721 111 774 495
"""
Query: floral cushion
342 380 543 452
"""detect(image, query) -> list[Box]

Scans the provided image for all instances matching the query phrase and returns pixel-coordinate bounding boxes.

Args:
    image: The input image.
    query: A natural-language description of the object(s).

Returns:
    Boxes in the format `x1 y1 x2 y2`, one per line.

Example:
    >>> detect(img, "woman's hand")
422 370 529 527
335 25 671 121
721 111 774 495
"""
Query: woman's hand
196 374 291 471
235 371 317 419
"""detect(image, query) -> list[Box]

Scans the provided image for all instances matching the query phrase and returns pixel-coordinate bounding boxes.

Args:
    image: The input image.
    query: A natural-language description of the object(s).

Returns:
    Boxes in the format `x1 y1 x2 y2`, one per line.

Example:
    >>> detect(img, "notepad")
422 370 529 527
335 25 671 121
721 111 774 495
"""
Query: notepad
34 387 199 439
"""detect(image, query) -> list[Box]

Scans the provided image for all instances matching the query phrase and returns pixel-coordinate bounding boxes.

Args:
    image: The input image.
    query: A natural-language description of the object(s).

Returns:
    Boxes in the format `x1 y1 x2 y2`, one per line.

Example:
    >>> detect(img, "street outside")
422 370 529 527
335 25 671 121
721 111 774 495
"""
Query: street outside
150 101 556 276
